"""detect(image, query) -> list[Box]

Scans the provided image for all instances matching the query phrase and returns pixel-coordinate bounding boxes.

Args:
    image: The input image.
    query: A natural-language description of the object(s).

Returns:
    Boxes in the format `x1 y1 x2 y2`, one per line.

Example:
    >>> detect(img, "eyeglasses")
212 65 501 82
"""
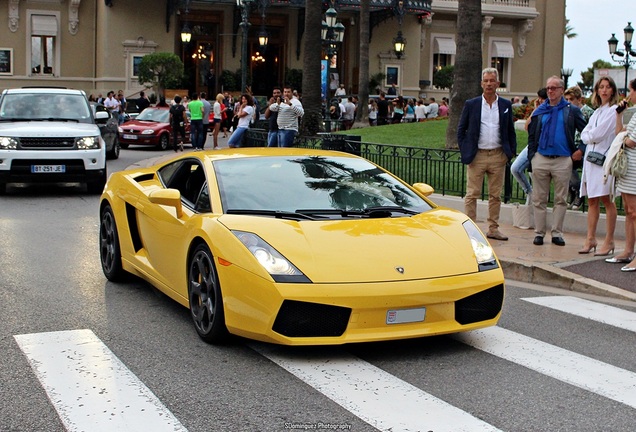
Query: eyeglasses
546 86 563 91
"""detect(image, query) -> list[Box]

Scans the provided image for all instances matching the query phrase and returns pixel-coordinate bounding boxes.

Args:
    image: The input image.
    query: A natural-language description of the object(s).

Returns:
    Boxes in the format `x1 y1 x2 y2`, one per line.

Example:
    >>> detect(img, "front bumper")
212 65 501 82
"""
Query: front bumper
0 149 106 184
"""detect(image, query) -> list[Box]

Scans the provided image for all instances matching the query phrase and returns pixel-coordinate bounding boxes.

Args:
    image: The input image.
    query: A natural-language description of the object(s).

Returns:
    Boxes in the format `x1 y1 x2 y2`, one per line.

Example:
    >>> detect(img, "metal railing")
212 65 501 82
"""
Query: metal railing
243 129 624 212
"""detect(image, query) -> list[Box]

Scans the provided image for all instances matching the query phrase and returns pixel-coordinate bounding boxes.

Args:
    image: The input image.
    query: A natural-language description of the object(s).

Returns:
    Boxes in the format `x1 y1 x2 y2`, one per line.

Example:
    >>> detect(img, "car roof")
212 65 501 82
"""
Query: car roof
201 147 360 163
3 87 86 96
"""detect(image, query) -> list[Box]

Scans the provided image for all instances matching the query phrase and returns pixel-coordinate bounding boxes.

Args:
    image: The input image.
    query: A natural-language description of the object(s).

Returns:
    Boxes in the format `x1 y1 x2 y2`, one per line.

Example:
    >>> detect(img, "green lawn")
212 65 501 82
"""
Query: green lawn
341 118 529 151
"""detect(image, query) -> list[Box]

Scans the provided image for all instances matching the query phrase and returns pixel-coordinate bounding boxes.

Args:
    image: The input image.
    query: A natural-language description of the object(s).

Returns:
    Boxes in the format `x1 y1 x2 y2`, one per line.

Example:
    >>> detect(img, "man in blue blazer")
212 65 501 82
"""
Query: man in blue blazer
457 67 517 241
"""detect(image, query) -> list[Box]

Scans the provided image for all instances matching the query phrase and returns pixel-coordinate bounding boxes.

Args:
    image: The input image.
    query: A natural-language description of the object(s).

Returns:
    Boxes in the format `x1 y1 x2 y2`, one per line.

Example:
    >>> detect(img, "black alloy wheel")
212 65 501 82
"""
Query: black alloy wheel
99 204 125 281
188 243 229 343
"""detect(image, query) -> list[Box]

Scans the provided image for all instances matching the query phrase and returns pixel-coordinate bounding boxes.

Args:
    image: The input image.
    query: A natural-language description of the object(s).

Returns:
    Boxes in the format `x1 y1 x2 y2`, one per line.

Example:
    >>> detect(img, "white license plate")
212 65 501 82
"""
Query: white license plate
386 307 426 325
31 165 66 173
123 134 137 140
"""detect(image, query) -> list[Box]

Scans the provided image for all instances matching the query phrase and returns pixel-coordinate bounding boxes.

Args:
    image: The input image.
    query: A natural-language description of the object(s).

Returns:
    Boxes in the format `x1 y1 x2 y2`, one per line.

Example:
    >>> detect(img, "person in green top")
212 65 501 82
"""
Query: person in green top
188 93 205 150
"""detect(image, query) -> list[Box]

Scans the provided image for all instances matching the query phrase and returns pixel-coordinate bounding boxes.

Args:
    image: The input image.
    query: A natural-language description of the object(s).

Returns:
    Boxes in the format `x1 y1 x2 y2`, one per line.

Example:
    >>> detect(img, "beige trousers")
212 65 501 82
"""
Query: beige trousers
530 153 572 238
464 148 508 231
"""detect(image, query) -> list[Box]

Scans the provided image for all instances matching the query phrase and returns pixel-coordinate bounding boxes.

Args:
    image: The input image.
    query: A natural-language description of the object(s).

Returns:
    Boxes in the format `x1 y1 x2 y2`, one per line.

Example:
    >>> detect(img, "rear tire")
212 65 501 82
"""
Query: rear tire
99 204 126 281
0 183 6 195
188 243 229 344
107 137 120 160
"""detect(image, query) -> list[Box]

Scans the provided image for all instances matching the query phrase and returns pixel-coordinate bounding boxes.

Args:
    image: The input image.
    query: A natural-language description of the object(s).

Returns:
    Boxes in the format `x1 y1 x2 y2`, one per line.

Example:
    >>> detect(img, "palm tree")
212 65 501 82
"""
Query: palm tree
445 0 482 149
356 1 370 124
564 19 577 39
299 0 323 136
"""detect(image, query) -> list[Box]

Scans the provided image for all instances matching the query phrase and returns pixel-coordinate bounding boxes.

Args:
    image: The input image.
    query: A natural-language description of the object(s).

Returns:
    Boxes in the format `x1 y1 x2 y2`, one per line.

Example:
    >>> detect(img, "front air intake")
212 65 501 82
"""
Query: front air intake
272 300 351 337
455 284 504 325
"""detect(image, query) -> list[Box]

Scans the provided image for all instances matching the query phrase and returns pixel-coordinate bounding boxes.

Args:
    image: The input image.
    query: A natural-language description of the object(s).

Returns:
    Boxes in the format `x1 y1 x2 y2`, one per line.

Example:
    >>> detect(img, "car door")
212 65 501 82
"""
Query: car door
135 160 208 296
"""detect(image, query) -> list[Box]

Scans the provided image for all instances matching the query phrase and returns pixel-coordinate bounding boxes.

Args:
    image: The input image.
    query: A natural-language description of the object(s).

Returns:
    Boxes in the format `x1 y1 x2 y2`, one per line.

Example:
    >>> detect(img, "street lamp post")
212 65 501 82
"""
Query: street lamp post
321 6 345 58
608 22 636 95
560 68 572 88
237 0 254 93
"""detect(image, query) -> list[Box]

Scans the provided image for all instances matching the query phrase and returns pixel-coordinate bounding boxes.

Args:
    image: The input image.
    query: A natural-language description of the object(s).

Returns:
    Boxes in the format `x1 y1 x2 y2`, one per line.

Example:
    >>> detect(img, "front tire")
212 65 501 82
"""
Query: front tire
158 133 170 151
188 243 229 343
99 204 126 281
87 169 107 194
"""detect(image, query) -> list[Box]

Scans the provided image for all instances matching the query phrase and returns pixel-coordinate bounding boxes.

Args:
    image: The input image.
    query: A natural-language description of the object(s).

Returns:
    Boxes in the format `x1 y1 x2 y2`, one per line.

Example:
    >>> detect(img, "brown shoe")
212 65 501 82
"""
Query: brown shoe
487 230 509 241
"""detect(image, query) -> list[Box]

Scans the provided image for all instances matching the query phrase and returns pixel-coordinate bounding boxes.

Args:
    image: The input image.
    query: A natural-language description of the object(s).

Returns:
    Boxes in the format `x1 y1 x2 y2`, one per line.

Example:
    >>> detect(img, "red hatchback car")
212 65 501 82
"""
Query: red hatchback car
118 107 191 150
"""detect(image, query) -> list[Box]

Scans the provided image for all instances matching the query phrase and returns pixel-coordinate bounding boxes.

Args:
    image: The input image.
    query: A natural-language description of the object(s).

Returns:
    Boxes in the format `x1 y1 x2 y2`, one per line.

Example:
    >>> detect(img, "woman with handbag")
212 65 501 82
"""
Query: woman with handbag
607 78 636 271
578 77 619 255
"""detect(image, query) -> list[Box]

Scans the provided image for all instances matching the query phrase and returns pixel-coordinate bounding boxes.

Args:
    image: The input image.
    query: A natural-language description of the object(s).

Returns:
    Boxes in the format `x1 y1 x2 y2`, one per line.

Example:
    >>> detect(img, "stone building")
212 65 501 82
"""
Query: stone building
0 0 565 101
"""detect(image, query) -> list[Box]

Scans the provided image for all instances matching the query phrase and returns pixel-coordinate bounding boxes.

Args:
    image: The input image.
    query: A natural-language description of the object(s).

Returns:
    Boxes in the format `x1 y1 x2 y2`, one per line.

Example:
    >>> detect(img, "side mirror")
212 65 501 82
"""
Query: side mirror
95 111 109 123
149 188 183 218
412 182 434 197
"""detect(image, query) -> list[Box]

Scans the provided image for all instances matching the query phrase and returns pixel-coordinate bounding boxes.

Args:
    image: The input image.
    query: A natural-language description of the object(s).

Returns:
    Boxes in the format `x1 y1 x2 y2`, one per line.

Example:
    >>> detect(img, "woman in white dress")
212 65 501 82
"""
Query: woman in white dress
607 78 636 271
578 77 619 255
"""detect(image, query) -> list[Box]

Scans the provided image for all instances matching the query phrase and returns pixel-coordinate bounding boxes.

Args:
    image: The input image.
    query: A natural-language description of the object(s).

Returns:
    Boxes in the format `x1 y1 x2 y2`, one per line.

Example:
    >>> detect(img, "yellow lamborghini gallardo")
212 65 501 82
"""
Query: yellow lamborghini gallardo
99 148 504 345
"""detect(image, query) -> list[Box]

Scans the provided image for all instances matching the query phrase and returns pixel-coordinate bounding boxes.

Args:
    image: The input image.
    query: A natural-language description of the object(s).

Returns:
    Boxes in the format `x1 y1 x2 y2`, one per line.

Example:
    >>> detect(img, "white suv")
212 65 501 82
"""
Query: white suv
0 87 107 194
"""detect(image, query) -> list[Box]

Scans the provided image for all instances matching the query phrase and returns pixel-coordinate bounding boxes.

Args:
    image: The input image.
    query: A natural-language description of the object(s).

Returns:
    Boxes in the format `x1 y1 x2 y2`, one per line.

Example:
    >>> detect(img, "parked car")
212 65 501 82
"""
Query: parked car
0 87 107 194
118 107 191 150
99 148 504 346
90 102 120 159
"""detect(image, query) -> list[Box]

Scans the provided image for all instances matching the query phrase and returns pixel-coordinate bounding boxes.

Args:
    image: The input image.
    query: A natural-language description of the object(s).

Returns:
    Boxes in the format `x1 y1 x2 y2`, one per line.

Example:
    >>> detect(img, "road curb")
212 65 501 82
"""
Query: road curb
501 258 636 301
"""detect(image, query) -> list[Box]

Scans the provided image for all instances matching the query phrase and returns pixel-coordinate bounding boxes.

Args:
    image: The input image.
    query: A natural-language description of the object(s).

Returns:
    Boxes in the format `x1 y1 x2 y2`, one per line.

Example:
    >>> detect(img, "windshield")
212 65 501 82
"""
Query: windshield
0 93 92 123
136 108 169 123
214 155 432 215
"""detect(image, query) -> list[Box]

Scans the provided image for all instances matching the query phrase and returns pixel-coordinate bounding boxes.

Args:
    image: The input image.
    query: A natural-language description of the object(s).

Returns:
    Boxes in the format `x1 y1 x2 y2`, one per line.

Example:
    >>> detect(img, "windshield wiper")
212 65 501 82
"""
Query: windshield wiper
297 206 419 218
226 209 317 221
29 117 80 122
0 118 30 122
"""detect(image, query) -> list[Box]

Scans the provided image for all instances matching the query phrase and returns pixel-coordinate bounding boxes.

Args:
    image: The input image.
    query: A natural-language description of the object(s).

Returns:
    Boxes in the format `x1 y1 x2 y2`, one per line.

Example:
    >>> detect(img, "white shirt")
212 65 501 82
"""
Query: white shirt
415 104 428 120
237 105 254 129
104 96 119 112
428 102 439 118
477 95 501 150
269 97 304 131
335 87 346 96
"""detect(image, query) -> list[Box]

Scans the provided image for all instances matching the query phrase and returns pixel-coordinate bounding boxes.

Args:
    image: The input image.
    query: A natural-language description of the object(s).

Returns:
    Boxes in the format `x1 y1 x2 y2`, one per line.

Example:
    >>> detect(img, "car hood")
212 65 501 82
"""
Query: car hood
218 208 484 283
0 121 100 137
120 120 168 129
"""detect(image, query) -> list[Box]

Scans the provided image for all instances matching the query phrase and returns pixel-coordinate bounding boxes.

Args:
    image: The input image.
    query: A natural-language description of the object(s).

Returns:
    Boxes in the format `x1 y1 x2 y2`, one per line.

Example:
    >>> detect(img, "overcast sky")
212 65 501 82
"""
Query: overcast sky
563 0 634 84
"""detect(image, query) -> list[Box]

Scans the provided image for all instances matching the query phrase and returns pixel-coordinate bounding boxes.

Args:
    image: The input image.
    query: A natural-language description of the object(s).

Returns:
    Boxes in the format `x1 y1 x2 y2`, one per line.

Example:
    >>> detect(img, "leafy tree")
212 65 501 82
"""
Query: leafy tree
299 0 322 136
433 65 454 90
136 52 184 97
220 69 239 91
446 0 482 149
285 68 303 93
564 19 577 39
578 59 613 93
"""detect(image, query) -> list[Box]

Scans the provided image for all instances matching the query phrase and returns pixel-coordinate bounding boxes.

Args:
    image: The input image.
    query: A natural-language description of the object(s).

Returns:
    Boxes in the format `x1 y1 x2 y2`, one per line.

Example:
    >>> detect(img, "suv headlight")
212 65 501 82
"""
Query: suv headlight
0 137 19 150
75 136 100 149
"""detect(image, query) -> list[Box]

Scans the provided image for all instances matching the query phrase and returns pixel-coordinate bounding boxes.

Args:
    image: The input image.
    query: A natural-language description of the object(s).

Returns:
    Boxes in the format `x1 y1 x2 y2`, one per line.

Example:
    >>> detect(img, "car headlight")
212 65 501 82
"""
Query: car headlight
232 230 311 283
462 220 498 271
117 127 123 133
141 129 154 135
75 136 100 149
0 137 19 149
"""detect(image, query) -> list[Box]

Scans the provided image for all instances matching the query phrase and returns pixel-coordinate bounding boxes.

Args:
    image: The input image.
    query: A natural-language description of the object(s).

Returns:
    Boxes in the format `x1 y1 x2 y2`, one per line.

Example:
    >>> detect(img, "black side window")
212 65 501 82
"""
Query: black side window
158 160 211 212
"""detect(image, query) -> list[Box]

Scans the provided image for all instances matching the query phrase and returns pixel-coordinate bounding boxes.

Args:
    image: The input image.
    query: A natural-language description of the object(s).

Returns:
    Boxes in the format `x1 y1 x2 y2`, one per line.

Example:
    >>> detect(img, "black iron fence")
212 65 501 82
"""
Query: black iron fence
243 129 624 212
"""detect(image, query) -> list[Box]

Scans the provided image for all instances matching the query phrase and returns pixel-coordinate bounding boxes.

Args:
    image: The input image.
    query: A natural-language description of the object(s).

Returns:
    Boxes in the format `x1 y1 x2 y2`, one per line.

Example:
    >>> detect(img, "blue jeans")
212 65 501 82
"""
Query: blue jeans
267 131 279 147
228 126 248 148
277 129 297 148
511 146 532 194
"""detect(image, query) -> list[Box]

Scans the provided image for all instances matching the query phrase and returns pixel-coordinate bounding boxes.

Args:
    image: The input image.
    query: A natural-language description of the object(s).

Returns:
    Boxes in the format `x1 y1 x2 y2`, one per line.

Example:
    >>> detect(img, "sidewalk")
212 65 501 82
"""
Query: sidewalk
433 194 636 302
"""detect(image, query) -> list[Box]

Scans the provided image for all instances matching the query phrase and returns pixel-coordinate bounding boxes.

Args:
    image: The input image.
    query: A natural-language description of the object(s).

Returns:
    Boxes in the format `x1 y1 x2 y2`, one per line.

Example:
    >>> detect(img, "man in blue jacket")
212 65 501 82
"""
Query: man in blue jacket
458 67 517 241
527 75 586 246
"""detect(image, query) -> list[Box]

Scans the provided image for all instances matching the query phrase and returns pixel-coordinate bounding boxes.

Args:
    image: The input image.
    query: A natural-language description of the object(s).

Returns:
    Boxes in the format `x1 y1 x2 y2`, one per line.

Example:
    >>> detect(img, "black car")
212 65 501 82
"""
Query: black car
90 102 120 159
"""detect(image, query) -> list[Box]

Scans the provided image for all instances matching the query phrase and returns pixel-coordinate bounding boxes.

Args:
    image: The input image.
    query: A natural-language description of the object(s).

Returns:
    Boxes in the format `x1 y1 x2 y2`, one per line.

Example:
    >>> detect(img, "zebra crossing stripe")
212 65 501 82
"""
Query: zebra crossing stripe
253 344 502 432
453 326 636 409
522 296 636 333
14 329 188 432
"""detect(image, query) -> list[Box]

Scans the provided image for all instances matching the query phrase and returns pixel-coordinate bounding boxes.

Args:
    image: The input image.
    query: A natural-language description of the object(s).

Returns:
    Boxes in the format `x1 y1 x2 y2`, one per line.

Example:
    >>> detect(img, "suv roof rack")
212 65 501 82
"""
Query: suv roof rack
21 86 69 89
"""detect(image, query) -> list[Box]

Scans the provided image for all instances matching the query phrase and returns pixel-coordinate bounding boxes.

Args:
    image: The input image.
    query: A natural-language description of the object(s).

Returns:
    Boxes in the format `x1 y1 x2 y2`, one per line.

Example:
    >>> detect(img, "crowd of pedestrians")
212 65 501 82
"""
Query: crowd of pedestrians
457 67 636 274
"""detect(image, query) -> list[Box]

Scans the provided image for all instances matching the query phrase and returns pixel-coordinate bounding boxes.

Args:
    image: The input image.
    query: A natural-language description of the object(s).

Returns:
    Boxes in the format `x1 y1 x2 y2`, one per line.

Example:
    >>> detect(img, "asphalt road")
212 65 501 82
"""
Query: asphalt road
1 147 636 432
